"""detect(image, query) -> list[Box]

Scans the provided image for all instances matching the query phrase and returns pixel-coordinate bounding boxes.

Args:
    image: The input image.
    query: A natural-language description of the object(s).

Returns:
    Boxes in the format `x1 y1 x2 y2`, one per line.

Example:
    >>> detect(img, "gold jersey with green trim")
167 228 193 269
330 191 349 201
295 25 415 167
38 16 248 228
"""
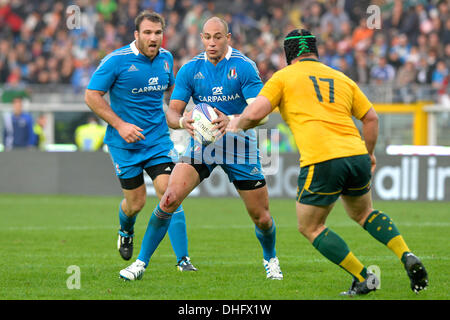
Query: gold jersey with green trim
259 58 373 167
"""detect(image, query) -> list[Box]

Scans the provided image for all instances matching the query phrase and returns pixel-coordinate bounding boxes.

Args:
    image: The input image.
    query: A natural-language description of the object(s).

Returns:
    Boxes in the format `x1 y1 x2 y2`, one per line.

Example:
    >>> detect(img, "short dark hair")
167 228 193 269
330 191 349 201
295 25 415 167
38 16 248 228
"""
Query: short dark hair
135 10 165 32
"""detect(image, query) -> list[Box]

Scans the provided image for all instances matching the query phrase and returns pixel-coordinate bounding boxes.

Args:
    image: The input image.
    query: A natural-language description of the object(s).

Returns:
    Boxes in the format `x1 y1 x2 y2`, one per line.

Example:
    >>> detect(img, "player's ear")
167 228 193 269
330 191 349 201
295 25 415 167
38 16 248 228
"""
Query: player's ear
134 30 139 41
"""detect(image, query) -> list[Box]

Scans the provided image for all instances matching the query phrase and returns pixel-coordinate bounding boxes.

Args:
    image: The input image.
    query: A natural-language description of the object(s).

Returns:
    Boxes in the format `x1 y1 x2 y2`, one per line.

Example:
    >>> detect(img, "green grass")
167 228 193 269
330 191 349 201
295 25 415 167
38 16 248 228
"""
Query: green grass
0 194 448 300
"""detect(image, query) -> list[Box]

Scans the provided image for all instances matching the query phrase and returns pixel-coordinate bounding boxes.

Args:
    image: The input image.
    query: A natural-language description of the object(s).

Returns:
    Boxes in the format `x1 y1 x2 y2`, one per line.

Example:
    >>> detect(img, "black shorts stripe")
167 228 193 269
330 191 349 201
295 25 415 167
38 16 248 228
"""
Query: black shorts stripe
144 162 175 180
119 173 145 190
233 179 266 191
119 162 176 190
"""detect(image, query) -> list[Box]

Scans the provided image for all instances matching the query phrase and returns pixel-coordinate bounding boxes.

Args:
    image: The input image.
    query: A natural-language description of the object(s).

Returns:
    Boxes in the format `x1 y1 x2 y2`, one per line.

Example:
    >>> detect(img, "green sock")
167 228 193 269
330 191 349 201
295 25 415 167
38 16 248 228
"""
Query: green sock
312 228 367 282
363 210 410 259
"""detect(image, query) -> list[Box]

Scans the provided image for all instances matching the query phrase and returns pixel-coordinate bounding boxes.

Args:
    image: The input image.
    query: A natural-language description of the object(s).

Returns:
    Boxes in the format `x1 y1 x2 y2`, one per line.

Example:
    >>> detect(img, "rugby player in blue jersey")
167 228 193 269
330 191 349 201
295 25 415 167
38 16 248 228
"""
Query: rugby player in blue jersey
84 11 196 272
120 17 282 281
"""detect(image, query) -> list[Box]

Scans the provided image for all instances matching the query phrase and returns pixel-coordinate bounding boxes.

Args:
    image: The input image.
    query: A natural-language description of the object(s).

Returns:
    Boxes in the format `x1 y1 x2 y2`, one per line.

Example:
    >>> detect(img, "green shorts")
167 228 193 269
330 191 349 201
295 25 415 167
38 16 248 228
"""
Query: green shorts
296 154 372 206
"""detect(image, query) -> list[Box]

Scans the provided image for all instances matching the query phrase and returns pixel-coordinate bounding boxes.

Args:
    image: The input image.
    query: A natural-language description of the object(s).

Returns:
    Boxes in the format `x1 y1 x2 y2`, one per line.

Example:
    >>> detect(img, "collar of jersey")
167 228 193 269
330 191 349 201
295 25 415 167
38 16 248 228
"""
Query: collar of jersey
298 58 319 63
130 41 139 55
130 40 161 60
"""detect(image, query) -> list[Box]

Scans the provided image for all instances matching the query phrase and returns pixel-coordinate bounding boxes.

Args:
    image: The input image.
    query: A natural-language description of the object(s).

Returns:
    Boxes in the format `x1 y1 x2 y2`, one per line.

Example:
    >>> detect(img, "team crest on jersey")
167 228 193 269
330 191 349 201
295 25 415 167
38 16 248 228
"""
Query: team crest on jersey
227 67 237 80
164 61 170 72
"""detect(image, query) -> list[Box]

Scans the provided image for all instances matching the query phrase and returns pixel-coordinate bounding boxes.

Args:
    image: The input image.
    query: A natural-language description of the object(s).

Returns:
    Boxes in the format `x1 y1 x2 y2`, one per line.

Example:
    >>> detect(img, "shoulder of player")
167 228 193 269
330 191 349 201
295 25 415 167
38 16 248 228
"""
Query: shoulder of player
100 45 134 65
185 52 207 65
178 52 207 72
292 60 355 83
228 49 257 66
324 63 357 86
158 47 173 59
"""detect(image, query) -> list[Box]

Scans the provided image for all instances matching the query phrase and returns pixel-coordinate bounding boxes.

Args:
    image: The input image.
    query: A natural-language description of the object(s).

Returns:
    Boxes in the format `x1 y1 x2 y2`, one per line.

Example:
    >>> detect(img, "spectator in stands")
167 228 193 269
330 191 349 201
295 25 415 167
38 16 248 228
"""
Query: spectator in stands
1 66 30 102
416 57 432 85
370 33 388 60
352 17 374 52
397 60 417 86
0 0 447 102
390 33 411 64
431 60 449 89
444 43 450 68
2 97 35 151
370 56 396 84
353 51 370 85
338 57 357 81
442 17 450 44
302 2 323 37
96 0 118 22
396 60 417 103
71 57 95 93
320 4 349 39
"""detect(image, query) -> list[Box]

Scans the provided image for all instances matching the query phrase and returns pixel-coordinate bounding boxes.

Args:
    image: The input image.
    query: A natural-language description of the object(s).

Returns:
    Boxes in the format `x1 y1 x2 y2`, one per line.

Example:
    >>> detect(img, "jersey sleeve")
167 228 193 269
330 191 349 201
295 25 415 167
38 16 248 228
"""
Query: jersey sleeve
351 83 373 119
170 64 193 103
167 52 175 88
239 60 263 100
87 54 120 92
258 71 284 111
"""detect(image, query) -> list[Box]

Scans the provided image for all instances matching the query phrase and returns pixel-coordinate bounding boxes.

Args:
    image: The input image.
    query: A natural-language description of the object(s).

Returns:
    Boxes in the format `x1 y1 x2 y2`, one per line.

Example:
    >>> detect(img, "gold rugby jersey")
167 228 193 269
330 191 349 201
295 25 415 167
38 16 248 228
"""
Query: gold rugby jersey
259 58 372 167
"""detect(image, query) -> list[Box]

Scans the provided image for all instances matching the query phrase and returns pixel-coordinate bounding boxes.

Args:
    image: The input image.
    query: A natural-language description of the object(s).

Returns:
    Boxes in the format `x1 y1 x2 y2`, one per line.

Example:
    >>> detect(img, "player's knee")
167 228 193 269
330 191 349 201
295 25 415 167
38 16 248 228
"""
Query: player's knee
297 222 308 236
160 189 181 213
252 210 272 230
125 199 146 216
351 208 373 227
297 222 316 242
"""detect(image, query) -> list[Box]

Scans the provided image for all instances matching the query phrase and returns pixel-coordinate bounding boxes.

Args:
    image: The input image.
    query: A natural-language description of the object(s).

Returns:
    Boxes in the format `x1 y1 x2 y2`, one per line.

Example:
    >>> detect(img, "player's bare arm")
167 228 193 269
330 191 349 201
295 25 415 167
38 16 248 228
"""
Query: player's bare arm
84 89 145 143
166 99 195 136
360 107 379 174
213 98 268 137
164 85 174 106
227 95 272 132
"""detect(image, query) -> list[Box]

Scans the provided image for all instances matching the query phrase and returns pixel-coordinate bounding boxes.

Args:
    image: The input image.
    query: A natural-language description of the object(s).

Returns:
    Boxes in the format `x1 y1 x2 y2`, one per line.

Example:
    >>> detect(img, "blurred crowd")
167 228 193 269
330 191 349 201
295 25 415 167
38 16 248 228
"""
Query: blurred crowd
0 0 449 102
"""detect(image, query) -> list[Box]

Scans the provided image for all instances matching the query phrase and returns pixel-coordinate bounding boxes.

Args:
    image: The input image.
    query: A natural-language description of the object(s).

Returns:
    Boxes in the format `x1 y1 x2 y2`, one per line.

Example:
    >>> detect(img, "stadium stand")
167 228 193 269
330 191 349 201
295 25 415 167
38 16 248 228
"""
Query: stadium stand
0 0 448 148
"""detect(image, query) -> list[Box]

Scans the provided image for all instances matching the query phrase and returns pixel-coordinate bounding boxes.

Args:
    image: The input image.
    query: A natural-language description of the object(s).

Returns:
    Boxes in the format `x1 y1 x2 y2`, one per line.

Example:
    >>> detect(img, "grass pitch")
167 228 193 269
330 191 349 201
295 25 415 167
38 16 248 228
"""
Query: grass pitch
0 194 448 300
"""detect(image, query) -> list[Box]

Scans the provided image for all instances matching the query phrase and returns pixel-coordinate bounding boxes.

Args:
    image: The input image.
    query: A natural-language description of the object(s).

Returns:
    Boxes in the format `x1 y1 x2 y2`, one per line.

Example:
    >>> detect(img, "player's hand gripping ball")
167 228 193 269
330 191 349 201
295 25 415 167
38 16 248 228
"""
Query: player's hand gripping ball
191 103 220 146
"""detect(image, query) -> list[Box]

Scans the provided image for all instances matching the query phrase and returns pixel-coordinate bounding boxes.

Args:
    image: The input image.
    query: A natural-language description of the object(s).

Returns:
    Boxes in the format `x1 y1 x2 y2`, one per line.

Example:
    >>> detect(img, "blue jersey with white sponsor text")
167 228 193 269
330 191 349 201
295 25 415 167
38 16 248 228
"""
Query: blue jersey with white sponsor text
87 41 175 149
171 46 263 162
171 46 262 115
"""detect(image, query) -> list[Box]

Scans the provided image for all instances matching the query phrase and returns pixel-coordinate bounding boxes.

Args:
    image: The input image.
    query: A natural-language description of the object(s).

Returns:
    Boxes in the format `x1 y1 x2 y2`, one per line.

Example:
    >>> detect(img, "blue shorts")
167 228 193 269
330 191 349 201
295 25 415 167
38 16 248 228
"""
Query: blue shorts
181 137 265 183
108 141 178 180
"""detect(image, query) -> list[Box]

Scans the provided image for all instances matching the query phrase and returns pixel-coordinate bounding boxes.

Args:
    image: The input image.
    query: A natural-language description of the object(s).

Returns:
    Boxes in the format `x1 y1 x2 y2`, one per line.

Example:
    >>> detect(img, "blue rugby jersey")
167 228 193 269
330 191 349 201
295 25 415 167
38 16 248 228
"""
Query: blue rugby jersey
171 46 263 162
87 41 175 149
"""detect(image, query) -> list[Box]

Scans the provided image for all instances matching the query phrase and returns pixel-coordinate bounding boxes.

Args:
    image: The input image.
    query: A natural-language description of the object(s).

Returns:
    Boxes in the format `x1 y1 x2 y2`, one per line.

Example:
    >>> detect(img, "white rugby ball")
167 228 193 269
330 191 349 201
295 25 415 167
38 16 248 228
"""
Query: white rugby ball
191 103 219 145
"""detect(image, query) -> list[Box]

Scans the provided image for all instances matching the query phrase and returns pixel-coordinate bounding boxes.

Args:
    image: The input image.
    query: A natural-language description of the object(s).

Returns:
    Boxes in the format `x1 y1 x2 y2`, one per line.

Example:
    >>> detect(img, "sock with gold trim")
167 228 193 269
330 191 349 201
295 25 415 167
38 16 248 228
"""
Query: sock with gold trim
363 210 410 260
312 228 368 282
